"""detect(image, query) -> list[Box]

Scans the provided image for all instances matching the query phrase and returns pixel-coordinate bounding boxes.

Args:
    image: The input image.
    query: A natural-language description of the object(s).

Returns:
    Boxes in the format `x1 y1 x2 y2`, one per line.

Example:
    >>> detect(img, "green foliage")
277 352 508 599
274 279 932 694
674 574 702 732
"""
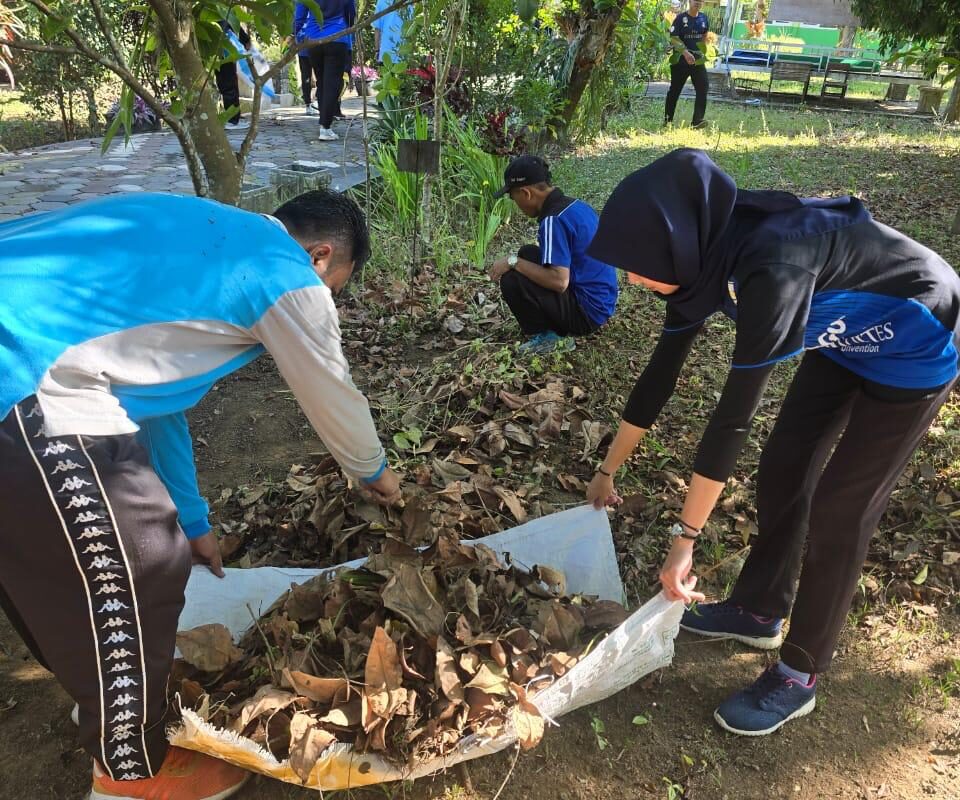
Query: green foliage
444 106 512 264
373 108 431 231
571 0 670 138
852 0 960 51
12 2 122 139
589 714 610 751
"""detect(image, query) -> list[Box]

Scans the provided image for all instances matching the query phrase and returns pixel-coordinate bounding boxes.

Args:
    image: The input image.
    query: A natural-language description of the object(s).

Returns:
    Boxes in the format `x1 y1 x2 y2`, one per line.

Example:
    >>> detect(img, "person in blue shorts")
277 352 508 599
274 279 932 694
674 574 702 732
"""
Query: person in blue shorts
585 148 960 737
489 155 619 355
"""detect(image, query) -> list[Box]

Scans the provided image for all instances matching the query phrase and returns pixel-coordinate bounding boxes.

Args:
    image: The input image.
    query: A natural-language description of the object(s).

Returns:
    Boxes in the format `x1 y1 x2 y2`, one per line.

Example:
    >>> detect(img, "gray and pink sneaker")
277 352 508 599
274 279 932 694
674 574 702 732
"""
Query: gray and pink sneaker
680 599 783 649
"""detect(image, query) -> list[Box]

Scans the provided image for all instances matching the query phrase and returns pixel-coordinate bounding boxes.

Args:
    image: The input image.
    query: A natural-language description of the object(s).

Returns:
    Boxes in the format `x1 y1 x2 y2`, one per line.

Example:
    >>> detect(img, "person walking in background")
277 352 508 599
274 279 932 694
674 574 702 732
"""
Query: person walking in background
287 17 318 117
664 0 710 128
334 6 355 121
374 0 405 64
295 0 355 141
216 19 251 130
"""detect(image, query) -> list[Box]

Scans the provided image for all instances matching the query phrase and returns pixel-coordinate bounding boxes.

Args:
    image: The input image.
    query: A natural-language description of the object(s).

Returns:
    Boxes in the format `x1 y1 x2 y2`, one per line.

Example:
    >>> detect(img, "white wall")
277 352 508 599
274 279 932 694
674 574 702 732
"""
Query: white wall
768 0 860 27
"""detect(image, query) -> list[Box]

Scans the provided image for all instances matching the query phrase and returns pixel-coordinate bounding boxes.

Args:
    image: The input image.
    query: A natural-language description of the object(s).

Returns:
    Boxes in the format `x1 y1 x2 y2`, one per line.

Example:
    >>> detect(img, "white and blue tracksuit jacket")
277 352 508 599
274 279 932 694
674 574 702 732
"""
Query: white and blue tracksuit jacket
0 194 386 539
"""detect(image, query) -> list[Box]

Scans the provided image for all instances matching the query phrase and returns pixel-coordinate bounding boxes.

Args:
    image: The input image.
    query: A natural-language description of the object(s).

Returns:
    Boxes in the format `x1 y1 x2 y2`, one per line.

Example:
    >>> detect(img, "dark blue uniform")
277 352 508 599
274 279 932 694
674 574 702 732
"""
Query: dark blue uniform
665 10 710 126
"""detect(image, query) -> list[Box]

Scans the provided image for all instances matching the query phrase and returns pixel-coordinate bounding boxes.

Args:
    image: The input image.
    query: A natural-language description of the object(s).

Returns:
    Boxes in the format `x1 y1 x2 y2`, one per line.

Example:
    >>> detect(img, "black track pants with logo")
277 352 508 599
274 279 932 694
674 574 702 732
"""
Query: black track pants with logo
0 398 191 780
729 352 955 673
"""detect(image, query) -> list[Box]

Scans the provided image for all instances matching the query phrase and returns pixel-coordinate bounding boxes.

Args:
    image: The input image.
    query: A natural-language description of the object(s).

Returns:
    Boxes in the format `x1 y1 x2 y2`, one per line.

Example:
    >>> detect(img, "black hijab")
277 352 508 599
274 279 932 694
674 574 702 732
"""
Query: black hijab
588 148 871 321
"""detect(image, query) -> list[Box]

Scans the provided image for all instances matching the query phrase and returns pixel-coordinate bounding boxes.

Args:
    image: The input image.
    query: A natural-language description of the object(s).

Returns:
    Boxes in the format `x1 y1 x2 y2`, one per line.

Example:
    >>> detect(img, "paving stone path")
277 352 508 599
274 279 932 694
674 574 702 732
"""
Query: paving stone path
0 97 376 221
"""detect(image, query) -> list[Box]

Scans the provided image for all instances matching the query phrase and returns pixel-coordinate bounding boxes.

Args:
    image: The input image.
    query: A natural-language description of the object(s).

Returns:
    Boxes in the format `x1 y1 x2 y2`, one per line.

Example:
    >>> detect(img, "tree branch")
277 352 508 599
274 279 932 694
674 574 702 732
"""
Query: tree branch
88 0 126 67
4 38 83 57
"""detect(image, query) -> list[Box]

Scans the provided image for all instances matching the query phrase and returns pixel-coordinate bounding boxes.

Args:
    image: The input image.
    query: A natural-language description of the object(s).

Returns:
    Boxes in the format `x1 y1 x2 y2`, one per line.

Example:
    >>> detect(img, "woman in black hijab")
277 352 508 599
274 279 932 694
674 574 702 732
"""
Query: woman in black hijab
585 148 960 736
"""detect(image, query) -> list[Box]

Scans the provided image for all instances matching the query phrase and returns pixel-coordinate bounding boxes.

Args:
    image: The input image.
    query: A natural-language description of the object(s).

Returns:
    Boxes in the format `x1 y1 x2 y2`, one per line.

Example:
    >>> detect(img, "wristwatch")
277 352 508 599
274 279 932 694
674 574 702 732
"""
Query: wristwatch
670 522 699 541
507 255 518 269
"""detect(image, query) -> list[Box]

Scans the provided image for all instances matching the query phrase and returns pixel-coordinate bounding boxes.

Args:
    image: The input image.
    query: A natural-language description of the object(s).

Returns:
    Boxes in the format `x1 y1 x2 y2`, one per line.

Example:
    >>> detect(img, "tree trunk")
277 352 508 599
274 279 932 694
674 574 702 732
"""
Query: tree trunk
945 77 960 123
838 25 857 50
149 0 243 204
84 84 100 135
552 1 628 135
55 78 69 140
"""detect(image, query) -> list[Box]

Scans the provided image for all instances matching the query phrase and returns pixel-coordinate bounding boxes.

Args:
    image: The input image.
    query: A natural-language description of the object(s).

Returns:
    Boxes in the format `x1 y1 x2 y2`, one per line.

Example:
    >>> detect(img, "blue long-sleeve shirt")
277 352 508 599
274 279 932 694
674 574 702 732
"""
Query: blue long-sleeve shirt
294 0 353 44
0 195 387 540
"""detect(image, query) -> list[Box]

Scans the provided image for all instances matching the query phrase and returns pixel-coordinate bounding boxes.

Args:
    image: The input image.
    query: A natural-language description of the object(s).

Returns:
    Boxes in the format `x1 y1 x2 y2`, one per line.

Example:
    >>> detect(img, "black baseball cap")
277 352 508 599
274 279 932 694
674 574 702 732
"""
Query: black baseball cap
493 155 552 198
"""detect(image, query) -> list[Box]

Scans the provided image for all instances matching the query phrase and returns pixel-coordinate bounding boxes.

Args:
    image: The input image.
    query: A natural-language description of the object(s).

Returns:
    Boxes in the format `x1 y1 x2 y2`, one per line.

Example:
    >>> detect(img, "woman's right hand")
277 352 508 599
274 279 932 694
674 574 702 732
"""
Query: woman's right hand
659 537 706 604
586 471 622 510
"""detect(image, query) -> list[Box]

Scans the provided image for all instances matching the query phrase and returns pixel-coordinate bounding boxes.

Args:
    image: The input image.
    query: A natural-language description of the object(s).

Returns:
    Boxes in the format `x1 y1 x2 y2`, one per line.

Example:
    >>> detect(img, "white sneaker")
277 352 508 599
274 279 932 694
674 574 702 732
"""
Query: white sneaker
304 104 318 116
317 127 338 141
226 119 250 132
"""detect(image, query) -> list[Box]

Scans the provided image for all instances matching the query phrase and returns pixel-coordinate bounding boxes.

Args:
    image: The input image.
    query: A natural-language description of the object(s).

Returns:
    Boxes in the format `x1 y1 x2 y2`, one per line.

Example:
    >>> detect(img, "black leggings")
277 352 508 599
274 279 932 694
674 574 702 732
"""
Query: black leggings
499 244 599 337
664 60 708 126
729 352 954 673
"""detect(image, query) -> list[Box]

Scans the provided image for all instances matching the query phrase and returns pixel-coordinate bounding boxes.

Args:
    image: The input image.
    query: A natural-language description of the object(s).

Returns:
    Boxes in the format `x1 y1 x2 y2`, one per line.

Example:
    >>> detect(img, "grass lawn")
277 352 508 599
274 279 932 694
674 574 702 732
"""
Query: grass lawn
0 89 97 152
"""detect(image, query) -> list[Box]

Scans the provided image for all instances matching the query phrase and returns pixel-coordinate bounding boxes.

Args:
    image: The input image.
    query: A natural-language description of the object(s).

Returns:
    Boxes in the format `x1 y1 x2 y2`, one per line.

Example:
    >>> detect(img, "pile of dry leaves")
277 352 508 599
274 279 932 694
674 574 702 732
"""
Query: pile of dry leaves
173 529 628 780
213 376 613 571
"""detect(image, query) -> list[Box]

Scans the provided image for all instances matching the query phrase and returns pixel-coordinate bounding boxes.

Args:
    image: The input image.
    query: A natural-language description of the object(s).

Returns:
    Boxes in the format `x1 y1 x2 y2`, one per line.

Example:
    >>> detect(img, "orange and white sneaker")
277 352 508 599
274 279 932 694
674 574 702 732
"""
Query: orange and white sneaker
89 746 249 800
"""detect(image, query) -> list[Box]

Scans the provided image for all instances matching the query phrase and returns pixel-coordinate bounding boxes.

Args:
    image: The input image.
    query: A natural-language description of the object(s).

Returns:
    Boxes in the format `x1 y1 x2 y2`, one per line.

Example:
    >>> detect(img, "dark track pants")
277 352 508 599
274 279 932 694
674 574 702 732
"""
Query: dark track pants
729 352 955 673
664 60 708 126
215 61 241 124
500 244 599 337
299 53 315 107
0 398 191 780
308 41 349 128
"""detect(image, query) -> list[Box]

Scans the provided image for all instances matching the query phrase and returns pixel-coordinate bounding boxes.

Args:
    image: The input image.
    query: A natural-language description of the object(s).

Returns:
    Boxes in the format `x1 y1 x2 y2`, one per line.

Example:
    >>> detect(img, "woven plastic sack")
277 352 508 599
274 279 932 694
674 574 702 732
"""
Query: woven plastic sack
169 506 682 789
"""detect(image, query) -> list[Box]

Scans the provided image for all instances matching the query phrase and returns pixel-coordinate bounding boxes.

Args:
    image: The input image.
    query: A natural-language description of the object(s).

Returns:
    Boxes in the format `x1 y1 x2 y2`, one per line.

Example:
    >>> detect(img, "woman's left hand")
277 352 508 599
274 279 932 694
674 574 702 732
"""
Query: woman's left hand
659 537 705 604
586 471 622 509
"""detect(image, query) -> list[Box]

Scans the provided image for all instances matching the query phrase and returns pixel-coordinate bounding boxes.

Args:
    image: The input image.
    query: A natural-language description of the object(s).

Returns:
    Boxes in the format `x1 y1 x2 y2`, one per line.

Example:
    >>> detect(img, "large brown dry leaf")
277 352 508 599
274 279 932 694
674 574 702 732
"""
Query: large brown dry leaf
284 576 329 623
381 563 446 637
503 422 534 448
535 565 566 595
465 661 510 696
235 686 299 729
537 603 583 651
435 636 464 703
509 683 544 751
493 486 527 523
432 458 472 486
365 627 402 691
176 624 244 672
465 687 501 722
362 627 408 731
319 697 361 728
288 711 335 783
580 420 611 459
582 600 630 629
400 495 434 546
282 669 350 705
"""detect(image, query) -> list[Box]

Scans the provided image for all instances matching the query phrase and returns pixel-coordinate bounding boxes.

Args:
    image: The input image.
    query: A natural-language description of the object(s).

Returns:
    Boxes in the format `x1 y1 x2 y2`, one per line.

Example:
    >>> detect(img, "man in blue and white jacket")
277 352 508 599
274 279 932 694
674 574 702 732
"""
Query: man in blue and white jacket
0 189 399 800
489 155 619 354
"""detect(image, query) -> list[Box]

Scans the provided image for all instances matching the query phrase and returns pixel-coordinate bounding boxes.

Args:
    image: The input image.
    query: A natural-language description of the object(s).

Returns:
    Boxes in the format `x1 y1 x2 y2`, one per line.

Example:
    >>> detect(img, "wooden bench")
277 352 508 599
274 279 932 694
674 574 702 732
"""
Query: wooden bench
768 61 813 101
